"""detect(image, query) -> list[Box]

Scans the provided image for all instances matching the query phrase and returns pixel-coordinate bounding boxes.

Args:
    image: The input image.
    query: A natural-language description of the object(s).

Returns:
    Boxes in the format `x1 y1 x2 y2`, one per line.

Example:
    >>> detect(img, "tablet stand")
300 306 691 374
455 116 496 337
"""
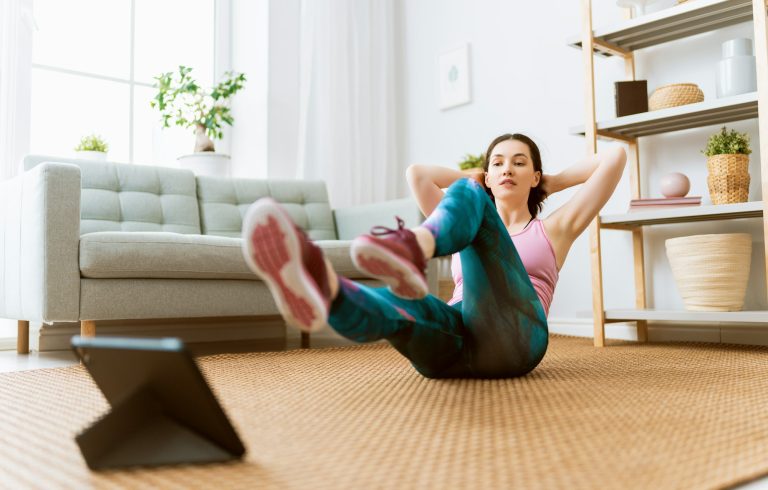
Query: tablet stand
76 387 236 470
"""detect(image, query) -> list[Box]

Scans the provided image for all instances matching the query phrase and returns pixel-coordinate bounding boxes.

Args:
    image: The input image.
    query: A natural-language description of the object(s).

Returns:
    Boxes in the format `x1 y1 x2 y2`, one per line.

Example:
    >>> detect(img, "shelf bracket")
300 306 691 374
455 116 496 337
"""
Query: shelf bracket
592 38 632 58
597 130 636 143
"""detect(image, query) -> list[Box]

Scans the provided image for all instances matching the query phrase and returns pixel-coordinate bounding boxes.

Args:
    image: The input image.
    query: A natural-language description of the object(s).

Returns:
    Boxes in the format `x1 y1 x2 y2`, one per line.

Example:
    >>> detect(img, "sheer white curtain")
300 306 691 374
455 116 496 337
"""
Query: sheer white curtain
0 0 33 181
297 0 399 208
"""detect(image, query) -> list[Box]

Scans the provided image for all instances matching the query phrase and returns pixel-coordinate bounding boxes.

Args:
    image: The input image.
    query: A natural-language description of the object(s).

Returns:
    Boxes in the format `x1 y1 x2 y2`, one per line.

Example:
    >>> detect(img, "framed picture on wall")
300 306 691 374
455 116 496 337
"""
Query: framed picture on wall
438 44 471 110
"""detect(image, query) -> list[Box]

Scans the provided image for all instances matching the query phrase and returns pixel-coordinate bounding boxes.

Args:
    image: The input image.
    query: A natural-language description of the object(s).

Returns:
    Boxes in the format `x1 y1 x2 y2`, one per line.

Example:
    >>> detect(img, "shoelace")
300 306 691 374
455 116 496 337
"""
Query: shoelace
370 216 407 237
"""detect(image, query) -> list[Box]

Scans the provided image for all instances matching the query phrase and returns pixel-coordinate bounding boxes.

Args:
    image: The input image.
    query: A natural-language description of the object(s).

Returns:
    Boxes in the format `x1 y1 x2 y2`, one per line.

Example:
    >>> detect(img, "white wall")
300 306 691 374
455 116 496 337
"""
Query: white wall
396 0 763 327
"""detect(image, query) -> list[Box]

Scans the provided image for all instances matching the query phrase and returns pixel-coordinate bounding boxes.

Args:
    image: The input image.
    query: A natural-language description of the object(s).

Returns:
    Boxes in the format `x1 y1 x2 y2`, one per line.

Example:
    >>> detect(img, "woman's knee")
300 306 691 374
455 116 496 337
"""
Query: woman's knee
448 176 487 198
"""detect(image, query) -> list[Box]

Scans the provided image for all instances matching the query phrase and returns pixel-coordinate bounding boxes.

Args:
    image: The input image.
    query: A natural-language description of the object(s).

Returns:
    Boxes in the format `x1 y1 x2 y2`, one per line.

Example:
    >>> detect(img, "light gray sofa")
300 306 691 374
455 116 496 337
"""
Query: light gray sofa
0 155 435 353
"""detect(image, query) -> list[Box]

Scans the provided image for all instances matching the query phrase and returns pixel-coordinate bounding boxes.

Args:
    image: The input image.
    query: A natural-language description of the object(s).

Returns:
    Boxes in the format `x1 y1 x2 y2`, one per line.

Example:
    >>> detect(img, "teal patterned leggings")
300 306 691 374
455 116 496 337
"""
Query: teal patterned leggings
328 178 549 379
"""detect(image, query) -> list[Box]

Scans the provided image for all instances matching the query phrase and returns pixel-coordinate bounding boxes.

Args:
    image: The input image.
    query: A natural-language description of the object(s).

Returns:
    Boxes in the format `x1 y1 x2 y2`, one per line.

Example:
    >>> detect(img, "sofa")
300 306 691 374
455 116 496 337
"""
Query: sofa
0 155 436 353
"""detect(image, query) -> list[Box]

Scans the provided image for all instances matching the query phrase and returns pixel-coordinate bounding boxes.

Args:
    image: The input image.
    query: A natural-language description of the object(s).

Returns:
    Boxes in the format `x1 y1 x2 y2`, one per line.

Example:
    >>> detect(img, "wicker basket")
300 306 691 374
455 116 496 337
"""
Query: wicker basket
706 154 749 175
707 173 750 204
648 83 704 111
665 233 752 311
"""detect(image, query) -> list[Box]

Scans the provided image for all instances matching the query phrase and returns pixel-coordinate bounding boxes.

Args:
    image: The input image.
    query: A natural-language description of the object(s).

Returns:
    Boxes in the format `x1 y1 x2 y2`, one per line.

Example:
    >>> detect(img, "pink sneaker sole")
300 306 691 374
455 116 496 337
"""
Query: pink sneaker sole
351 236 429 300
242 199 328 332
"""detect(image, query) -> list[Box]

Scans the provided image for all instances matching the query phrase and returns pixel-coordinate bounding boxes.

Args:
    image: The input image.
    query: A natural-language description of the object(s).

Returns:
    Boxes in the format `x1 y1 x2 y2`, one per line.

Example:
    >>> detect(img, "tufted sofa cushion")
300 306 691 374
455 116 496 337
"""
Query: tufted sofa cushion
197 176 337 240
79 232 366 280
23 155 201 235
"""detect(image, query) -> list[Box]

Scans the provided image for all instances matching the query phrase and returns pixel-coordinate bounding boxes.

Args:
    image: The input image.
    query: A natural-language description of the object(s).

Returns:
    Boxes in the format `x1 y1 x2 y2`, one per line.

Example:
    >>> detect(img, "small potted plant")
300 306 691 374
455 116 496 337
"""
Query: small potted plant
702 126 752 204
457 152 486 185
458 152 484 171
74 134 109 161
151 65 246 176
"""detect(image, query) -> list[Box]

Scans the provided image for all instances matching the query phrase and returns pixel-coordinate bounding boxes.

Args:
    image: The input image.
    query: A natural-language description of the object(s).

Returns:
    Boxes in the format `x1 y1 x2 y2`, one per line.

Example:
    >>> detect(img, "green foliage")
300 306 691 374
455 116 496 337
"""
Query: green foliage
458 152 486 170
702 126 752 156
74 134 109 152
150 66 247 140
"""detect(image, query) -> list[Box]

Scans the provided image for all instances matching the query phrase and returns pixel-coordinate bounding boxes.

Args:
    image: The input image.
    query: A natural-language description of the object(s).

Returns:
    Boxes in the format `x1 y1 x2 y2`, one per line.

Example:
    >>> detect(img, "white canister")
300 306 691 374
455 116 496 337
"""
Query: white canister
716 38 757 98
177 152 231 177
75 151 108 162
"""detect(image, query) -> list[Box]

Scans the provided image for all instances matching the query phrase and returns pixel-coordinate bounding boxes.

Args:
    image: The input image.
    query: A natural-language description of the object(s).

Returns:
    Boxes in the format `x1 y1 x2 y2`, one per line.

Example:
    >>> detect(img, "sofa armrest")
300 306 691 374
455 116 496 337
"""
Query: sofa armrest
0 163 81 322
333 197 439 295
333 197 425 240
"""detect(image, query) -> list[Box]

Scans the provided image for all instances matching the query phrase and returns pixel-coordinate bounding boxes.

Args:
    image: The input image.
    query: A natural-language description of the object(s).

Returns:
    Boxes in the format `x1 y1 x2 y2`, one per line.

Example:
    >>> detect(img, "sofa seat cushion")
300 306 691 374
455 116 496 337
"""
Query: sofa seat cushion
79 232 367 280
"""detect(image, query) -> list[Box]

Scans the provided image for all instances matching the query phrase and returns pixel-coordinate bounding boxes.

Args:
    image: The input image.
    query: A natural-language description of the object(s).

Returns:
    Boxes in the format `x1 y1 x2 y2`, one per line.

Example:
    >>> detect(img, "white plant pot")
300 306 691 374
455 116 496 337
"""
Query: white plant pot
615 0 661 16
177 152 231 177
75 151 107 162
716 38 757 98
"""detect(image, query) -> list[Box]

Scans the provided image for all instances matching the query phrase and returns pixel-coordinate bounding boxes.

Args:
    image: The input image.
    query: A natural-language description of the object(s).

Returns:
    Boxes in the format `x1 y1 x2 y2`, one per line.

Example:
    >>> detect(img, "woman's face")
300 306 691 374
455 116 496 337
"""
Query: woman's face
485 139 541 202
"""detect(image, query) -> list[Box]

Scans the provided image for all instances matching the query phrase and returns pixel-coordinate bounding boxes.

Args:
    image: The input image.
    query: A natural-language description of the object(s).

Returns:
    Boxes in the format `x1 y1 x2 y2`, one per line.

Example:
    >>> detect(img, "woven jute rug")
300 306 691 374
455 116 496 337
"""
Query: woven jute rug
2 334 768 489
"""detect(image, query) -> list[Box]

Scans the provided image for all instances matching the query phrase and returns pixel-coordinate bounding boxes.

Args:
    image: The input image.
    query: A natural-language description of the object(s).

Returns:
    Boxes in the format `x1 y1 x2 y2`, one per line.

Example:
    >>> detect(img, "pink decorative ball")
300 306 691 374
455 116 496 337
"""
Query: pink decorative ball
660 172 690 198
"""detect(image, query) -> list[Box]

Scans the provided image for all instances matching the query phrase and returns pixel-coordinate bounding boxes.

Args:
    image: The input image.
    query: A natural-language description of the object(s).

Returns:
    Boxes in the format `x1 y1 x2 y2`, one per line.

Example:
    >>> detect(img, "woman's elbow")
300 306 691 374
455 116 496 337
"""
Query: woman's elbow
605 146 627 169
406 164 423 185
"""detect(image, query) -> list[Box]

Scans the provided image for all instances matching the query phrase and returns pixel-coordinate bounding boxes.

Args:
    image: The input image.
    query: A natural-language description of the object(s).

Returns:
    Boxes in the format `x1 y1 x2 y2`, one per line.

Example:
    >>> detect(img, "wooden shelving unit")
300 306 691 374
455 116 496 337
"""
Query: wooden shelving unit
574 0 768 347
600 200 763 229
569 91 758 138
605 309 768 323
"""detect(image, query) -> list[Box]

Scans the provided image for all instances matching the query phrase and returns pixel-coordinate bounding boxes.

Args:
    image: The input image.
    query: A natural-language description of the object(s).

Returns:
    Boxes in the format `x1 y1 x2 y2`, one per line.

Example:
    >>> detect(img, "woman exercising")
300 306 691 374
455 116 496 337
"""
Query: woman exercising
241 133 626 378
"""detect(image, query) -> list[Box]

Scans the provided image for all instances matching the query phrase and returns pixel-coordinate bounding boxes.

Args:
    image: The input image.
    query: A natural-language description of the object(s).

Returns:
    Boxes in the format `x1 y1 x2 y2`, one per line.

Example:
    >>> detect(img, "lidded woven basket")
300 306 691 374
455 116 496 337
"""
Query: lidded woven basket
649 83 704 111
665 233 752 311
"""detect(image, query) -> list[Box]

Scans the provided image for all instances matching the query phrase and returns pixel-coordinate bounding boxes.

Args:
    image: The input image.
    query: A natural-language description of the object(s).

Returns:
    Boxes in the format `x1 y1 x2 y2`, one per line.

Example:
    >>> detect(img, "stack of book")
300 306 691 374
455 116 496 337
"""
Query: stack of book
628 196 702 212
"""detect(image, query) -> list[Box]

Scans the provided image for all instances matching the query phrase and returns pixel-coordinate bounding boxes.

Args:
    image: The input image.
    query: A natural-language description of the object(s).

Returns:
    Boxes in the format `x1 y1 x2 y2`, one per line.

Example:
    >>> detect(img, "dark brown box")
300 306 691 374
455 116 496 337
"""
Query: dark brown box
614 80 648 117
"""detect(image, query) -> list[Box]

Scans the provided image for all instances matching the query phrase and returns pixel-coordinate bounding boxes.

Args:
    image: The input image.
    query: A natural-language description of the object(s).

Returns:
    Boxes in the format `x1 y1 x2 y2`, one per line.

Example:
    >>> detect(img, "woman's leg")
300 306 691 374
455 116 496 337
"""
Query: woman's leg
327 277 469 378
241 196 471 378
421 178 549 378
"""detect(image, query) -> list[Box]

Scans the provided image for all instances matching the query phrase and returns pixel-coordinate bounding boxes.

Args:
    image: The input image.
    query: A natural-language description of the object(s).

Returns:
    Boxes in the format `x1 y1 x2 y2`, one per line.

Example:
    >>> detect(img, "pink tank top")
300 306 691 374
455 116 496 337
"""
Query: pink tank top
447 218 559 315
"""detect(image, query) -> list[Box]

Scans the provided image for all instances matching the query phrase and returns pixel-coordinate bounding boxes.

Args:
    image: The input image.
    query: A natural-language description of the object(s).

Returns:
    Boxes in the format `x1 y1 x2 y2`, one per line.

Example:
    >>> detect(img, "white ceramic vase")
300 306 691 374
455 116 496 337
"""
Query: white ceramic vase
177 152 231 177
716 38 757 98
616 0 661 16
75 151 108 162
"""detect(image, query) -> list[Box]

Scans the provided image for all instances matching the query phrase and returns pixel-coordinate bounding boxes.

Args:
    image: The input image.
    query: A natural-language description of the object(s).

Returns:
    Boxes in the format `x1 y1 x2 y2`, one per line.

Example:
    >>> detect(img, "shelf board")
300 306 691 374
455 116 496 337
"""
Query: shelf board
600 200 763 229
606 309 768 323
568 0 757 55
570 91 758 138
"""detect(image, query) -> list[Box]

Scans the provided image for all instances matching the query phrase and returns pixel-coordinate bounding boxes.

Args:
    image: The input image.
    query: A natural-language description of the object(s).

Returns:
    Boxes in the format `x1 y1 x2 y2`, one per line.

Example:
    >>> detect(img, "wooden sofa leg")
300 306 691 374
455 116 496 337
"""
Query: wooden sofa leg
81 320 96 338
17 321 29 354
301 332 310 349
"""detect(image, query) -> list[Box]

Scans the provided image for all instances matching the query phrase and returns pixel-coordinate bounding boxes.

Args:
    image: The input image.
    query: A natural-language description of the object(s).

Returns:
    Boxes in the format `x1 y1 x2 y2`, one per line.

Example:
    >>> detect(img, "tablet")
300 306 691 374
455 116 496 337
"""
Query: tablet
71 336 246 470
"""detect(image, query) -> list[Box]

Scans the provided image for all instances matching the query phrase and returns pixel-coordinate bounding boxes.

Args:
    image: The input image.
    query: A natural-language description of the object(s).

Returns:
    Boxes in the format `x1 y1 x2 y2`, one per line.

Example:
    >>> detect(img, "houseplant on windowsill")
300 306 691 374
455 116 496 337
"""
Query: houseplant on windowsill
703 126 752 204
151 65 246 177
458 152 486 186
74 134 109 161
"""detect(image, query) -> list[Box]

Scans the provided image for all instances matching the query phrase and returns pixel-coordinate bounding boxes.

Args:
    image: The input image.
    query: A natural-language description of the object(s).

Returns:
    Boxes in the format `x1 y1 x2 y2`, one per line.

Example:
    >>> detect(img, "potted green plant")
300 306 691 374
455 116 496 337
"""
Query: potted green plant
457 152 485 171
702 126 752 204
458 152 486 186
74 134 109 161
151 65 246 176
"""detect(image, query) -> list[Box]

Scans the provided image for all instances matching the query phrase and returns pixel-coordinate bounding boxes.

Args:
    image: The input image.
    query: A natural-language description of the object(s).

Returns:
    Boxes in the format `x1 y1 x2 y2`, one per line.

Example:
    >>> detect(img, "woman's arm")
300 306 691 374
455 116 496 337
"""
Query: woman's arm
406 164 479 217
546 146 627 240
542 154 602 195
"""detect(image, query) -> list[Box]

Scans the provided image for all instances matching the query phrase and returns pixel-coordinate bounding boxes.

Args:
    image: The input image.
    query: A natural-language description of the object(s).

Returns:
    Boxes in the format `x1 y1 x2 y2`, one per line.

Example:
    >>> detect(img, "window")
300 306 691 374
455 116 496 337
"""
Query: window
0 0 228 346
30 0 221 165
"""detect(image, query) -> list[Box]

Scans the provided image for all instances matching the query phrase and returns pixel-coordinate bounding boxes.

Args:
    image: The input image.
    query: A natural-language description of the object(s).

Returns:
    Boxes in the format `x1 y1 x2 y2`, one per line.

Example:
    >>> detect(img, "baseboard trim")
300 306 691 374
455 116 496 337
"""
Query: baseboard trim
36 317 288 352
548 316 768 346
0 337 15 351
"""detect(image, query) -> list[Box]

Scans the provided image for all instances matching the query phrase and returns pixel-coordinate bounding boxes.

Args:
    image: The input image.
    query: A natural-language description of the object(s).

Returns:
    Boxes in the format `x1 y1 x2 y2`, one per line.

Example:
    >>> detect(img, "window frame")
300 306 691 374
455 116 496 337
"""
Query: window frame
0 0 233 350
29 0 231 164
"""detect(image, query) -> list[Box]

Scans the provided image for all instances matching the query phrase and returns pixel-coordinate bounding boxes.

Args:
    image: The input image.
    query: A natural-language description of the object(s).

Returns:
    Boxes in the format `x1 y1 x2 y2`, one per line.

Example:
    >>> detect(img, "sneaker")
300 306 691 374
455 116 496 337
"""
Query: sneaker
350 216 429 299
241 198 331 333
